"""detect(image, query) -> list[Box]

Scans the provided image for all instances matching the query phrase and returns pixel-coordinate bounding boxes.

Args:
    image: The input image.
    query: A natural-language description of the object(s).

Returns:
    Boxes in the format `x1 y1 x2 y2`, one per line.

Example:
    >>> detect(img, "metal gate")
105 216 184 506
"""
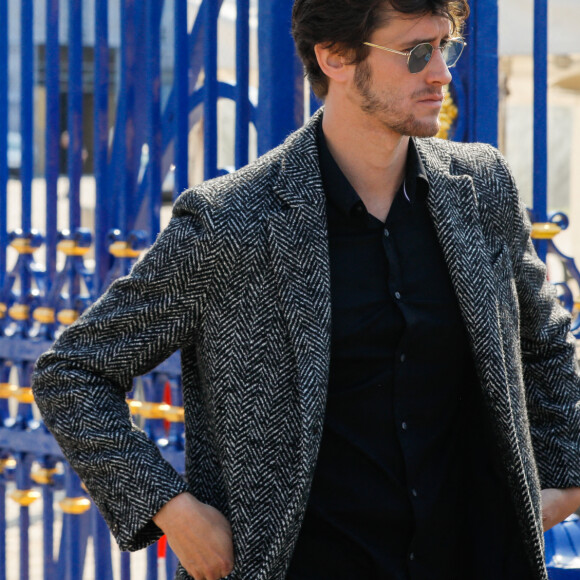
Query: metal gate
0 0 578 578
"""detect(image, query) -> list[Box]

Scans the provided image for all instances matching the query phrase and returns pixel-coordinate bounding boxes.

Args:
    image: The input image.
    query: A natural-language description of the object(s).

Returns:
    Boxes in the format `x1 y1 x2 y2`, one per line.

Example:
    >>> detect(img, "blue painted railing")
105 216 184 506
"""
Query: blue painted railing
0 0 579 579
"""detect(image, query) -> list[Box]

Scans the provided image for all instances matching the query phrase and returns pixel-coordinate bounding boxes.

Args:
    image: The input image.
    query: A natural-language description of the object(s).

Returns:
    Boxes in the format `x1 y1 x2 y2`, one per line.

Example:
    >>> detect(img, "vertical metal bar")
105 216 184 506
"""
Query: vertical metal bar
62 467 84 580
114 0 128 234
165 543 179 580
20 0 34 234
472 0 499 146
120 550 131 580
117 0 137 234
533 0 549 261
0 476 5 580
257 0 302 155
92 510 114 580
19 505 31 580
146 543 158 580
94 0 110 294
456 10 476 142
15 453 33 580
235 0 250 169
203 0 219 179
45 0 60 285
0 0 7 292
174 0 189 197
128 2 148 232
41 467 55 578
67 0 83 231
146 0 162 240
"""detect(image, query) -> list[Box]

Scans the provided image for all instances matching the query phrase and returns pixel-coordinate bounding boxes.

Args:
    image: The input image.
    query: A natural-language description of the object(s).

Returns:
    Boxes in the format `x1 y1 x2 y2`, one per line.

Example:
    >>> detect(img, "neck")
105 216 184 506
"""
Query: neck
321 101 409 221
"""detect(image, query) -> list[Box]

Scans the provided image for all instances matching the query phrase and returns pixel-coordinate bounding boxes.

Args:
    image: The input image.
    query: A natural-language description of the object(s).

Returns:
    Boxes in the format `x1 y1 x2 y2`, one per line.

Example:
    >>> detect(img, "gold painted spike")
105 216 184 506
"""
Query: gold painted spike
33 307 56 324
574 300 580 312
10 489 41 506
0 383 17 399
436 91 458 140
59 496 91 514
57 239 91 256
57 309 79 326
0 458 17 473
0 302 6 318
127 399 142 415
10 238 36 254
139 402 171 420
8 304 30 321
14 387 34 404
31 466 60 485
164 405 185 423
109 241 142 259
531 222 562 239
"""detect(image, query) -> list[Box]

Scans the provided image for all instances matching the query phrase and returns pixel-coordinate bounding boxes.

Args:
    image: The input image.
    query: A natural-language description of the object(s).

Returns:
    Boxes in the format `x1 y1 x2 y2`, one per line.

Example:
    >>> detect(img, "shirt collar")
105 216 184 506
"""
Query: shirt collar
316 119 429 218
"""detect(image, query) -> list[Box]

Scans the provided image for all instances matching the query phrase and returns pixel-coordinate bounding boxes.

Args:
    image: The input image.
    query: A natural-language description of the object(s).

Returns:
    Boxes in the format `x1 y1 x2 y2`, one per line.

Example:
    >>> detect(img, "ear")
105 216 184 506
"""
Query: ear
314 43 353 85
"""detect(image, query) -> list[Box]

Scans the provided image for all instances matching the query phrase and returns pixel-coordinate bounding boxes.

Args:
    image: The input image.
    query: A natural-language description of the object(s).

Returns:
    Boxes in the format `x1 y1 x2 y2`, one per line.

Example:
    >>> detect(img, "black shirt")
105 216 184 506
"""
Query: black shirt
287 125 529 579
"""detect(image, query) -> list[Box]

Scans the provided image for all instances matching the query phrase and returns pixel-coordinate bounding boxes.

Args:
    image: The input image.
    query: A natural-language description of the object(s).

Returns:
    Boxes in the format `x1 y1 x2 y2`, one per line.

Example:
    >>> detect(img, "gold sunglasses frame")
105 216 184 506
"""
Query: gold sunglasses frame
362 37 466 74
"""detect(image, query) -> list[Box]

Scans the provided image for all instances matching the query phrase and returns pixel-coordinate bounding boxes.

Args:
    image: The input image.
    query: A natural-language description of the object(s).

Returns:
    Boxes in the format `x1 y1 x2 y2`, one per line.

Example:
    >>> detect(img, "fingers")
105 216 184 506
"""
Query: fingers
153 492 235 579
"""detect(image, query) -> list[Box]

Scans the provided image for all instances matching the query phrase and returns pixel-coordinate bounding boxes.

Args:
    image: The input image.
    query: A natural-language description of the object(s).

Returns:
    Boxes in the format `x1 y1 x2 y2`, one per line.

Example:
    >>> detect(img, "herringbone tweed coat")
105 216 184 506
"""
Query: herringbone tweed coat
33 109 580 580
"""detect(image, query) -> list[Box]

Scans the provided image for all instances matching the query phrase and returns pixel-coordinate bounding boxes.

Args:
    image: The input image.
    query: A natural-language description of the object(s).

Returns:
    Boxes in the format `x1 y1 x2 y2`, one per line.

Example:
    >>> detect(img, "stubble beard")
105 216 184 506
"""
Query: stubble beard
353 61 441 138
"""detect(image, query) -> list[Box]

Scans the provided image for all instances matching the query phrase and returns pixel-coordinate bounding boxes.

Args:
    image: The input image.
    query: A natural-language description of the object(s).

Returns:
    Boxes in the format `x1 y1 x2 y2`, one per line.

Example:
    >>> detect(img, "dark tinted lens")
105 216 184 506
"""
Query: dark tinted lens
442 40 465 68
408 43 433 73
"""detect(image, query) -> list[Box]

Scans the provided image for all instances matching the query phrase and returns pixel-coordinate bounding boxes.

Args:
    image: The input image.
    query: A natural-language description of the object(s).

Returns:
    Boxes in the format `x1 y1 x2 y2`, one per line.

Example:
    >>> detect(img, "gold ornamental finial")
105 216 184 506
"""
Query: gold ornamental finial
531 222 562 240
10 489 41 506
59 497 92 514
437 90 458 140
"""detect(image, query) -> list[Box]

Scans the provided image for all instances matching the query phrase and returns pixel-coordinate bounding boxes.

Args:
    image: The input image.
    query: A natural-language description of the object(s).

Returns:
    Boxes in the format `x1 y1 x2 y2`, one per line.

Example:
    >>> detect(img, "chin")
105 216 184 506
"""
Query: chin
403 115 441 138
389 120 440 138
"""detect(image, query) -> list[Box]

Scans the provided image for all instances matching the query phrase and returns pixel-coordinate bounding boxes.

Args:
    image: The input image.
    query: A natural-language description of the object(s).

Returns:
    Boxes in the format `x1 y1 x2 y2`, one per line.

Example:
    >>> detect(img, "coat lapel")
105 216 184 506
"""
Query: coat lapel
416 140 510 402
265 112 332 488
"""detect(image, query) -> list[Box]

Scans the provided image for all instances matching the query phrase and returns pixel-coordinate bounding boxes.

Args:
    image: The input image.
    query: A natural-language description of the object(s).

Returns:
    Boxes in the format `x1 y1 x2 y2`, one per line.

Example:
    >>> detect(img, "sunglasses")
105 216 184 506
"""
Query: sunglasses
363 37 466 74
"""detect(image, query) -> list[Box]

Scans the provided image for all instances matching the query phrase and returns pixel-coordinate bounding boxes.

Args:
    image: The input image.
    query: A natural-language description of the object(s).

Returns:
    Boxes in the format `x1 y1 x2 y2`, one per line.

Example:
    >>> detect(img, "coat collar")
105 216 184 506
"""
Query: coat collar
268 109 508 400
272 109 326 209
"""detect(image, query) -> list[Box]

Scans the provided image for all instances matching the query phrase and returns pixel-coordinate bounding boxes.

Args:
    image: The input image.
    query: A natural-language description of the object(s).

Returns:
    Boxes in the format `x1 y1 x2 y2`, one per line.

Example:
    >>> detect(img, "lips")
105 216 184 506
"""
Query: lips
418 95 444 103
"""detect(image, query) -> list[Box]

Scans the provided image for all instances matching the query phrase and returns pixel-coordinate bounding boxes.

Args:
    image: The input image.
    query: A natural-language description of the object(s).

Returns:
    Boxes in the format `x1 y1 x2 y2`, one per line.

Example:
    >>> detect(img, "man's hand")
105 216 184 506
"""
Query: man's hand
541 487 580 532
153 492 234 580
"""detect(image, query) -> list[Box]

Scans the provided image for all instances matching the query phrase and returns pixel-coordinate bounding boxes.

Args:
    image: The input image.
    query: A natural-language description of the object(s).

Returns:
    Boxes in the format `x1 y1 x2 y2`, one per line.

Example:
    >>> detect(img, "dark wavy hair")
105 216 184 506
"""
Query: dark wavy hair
292 0 470 98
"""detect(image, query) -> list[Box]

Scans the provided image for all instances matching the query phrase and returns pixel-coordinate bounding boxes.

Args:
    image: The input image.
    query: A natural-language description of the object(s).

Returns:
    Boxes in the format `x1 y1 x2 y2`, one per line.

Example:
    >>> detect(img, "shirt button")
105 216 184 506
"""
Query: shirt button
400 353 406 363
409 553 415 561
394 291 401 300
384 228 390 237
401 421 408 430
411 488 418 497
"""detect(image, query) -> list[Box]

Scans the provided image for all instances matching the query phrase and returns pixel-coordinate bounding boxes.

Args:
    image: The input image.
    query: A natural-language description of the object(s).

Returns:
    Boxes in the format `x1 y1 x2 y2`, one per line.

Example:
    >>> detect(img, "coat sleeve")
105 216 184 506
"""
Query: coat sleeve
31 194 219 551
493 150 580 490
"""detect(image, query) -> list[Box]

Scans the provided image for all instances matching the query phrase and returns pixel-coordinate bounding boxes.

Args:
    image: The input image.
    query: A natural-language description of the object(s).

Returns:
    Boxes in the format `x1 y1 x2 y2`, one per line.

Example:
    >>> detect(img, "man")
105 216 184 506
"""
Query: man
32 0 580 579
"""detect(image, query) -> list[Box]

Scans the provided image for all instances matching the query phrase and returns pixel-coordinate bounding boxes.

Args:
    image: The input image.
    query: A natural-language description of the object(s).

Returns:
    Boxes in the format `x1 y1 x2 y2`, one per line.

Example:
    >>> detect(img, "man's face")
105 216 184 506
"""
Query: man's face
350 11 454 137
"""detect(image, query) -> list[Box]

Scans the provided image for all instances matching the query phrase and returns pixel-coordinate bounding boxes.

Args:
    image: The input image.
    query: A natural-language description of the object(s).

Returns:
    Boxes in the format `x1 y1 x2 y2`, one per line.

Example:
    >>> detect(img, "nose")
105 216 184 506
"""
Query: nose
426 47 452 85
